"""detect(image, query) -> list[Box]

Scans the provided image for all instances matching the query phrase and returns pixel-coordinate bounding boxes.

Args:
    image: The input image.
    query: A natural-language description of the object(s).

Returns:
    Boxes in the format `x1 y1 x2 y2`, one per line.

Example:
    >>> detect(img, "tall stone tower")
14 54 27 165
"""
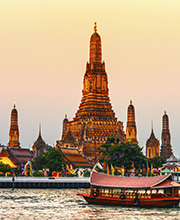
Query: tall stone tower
146 122 160 158
160 110 173 160
8 103 20 148
62 114 68 139
58 23 125 162
125 99 137 144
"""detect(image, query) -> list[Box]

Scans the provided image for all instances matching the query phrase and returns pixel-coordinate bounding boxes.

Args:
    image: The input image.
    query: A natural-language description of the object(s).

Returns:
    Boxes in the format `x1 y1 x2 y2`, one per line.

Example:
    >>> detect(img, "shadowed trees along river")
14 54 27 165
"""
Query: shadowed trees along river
0 162 11 175
98 137 146 175
32 148 66 175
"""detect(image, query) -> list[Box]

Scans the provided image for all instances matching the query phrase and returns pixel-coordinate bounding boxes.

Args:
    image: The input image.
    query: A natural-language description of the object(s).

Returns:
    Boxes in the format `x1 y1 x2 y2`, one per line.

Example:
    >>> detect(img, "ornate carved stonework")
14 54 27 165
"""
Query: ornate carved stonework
146 125 160 158
8 103 20 148
57 23 125 163
32 124 46 157
160 110 173 160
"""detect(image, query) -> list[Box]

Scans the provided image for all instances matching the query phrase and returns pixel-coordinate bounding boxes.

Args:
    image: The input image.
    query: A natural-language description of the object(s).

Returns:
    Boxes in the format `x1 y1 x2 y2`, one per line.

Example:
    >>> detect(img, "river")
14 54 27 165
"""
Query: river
0 189 179 220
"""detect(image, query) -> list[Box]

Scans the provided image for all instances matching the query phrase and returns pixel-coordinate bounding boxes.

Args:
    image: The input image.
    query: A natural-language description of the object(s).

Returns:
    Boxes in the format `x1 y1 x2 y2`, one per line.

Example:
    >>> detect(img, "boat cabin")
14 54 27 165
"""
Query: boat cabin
80 171 180 207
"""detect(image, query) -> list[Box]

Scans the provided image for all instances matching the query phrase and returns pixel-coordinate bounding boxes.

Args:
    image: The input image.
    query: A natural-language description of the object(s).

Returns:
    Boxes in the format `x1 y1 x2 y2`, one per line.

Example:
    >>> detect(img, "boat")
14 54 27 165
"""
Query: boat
78 171 180 207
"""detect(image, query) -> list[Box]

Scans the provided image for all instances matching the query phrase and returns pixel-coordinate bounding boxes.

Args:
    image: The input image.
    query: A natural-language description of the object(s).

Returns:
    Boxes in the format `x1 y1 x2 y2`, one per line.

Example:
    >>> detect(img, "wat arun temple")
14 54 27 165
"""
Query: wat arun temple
56 23 138 163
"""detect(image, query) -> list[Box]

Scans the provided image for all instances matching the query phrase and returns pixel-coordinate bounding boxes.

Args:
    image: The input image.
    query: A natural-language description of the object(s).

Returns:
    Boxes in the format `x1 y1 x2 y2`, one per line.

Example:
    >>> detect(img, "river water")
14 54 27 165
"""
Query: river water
0 189 179 220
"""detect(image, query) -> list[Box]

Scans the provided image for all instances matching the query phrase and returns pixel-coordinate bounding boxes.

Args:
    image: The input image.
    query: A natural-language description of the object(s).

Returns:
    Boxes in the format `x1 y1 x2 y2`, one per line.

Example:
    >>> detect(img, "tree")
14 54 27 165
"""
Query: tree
0 162 11 174
32 148 66 175
98 136 116 164
98 138 146 175
31 156 45 171
44 148 66 174
148 156 165 168
14 168 21 176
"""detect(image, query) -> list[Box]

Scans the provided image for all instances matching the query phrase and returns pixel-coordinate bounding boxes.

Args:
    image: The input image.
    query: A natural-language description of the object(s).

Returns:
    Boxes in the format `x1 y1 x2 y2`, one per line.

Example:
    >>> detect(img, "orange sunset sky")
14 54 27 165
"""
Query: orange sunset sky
0 0 180 157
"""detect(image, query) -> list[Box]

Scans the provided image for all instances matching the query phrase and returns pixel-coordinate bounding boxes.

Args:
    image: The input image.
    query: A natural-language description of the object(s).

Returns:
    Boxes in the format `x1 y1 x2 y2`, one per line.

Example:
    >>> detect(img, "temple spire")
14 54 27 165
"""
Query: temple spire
146 122 160 158
89 22 102 63
161 110 173 160
126 99 137 143
8 103 20 148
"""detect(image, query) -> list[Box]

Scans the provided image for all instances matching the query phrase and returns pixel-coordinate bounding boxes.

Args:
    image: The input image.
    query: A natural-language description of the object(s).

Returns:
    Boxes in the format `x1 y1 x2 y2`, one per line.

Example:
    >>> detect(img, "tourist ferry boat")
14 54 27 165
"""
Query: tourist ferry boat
79 171 180 207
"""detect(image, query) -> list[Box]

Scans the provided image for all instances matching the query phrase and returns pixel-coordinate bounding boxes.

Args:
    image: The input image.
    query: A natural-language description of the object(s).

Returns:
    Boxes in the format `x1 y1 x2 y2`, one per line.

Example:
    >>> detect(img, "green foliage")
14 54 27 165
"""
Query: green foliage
114 170 121 176
98 138 146 175
97 168 103 173
148 156 165 168
7 174 12 177
147 170 155 177
14 168 21 176
0 173 5 176
31 156 45 171
44 149 66 175
32 148 66 176
83 168 91 177
33 171 45 177
0 162 11 174
66 173 76 177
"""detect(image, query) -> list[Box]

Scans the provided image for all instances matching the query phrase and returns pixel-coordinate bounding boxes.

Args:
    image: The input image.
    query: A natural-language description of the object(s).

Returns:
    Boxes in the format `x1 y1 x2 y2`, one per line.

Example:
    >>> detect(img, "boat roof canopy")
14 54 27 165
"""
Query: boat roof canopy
90 171 179 189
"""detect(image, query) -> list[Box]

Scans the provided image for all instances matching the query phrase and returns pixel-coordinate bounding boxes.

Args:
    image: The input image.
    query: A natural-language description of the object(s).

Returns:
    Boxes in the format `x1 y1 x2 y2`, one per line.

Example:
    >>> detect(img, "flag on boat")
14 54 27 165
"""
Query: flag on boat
66 164 71 174
107 164 110 175
111 164 114 175
21 165 25 176
70 164 74 174
62 164 65 175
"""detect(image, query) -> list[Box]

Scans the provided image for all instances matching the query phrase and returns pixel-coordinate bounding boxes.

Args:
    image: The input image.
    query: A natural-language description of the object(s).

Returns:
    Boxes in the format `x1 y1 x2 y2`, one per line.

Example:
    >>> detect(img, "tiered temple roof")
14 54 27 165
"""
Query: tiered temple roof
0 147 35 167
146 123 160 158
32 124 46 157
59 146 92 168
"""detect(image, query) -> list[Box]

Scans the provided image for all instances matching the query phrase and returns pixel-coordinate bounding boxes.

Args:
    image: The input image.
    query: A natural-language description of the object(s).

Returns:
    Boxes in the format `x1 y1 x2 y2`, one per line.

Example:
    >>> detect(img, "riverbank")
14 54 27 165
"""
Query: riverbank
0 177 90 188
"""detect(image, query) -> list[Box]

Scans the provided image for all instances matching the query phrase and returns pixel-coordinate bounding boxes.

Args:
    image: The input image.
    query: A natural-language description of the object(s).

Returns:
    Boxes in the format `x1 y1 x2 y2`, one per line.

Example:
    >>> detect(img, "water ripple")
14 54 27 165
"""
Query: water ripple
0 189 179 219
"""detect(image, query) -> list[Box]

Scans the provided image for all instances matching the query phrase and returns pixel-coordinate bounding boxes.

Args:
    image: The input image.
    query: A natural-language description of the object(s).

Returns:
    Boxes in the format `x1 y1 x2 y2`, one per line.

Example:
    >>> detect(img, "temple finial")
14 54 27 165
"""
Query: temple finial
164 108 166 114
130 98 132 105
13 102 16 108
65 114 67 118
39 123 41 136
151 120 153 131
94 22 97 32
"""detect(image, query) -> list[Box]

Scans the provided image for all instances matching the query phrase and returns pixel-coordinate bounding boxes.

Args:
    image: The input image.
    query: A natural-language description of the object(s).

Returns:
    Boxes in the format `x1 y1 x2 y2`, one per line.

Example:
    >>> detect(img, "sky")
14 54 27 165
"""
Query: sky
0 0 180 157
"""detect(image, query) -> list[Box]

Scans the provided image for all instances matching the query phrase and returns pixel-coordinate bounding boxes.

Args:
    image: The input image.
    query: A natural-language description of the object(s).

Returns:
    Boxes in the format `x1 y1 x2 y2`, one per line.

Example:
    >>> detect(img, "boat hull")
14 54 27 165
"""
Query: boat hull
82 194 180 208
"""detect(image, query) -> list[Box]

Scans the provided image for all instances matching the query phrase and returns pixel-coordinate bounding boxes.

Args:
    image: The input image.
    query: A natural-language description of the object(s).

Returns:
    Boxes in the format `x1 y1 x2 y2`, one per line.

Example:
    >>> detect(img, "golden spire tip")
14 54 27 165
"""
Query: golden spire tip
94 22 97 32
130 98 132 105
13 102 16 108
